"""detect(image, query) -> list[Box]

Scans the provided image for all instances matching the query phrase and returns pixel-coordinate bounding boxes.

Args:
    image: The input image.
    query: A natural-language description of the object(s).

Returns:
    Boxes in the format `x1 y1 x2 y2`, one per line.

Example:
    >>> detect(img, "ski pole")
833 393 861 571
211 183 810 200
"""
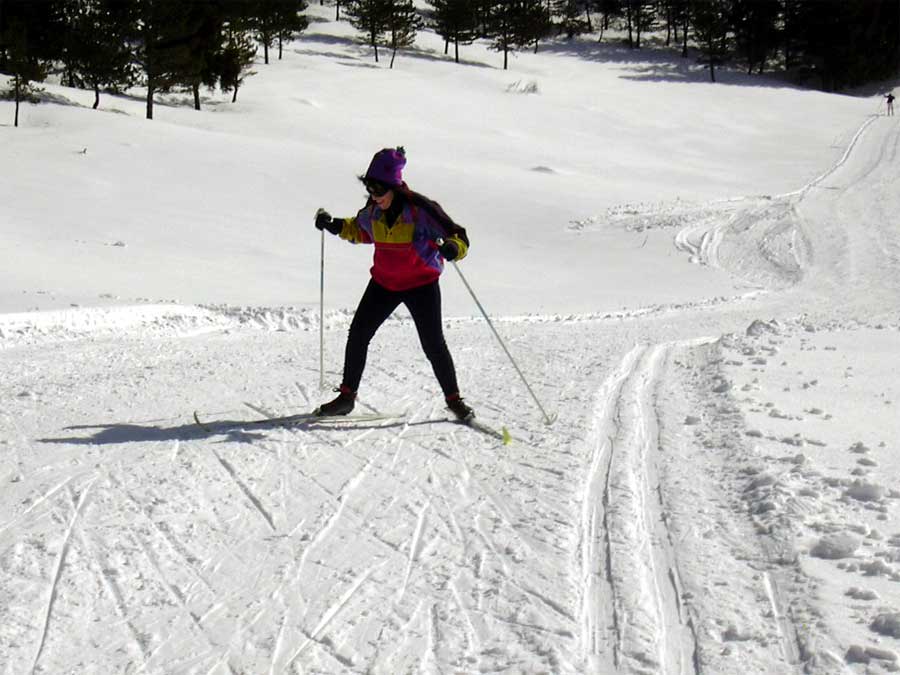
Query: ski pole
316 209 326 390
450 260 556 426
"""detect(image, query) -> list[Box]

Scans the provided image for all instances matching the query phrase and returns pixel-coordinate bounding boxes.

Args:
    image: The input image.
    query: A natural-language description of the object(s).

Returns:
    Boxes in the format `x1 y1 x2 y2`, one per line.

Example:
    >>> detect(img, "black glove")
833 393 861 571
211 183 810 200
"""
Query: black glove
439 239 459 261
315 209 343 236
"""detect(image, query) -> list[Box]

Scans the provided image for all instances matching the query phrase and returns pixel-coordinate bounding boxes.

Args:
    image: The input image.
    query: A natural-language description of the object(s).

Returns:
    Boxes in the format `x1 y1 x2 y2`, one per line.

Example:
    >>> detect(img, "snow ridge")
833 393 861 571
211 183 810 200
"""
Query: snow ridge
0 294 768 350
674 197 810 291
672 113 880 293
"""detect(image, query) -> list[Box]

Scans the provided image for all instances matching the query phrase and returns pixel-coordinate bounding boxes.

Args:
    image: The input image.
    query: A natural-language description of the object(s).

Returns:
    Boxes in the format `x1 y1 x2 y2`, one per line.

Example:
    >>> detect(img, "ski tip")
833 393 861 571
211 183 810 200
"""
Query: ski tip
193 410 212 432
501 426 513 446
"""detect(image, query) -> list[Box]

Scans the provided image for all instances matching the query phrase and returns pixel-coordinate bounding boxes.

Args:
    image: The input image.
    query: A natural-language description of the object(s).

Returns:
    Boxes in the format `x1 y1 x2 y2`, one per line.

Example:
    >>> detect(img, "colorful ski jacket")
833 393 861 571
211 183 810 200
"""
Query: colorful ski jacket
337 189 469 292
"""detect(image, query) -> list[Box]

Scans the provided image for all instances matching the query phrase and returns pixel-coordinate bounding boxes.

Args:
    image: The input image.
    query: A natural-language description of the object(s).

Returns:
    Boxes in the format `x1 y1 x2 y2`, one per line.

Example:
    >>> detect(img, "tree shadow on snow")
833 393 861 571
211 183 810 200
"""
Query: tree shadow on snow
36 90 88 108
295 32 492 70
538 36 811 90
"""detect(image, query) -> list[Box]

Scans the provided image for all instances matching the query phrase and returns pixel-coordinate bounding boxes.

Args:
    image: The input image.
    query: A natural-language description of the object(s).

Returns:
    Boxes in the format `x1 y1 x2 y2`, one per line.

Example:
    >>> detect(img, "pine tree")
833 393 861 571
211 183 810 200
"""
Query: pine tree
624 0 634 46
429 0 479 63
661 0 673 45
784 0 899 92
623 0 656 49
274 0 310 60
178 3 228 111
663 0 695 50
595 0 624 42
1 26 47 127
0 1 58 126
246 0 308 65
731 0 779 75
520 0 552 52
248 0 279 65
130 0 211 119
667 0 689 56
59 0 136 109
345 0 392 63
387 0 421 68
484 0 546 69
554 0 588 39
471 0 491 36
633 0 657 49
218 21 257 103
690 0 731 82
484 1 517 69
582 0 599 34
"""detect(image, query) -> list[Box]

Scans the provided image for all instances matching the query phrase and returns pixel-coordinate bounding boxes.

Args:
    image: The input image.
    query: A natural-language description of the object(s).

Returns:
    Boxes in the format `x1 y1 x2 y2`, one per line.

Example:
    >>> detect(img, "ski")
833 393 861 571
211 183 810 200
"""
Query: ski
193 409 403 432
243 401 405 424
451 416 514 445
193 405 511 445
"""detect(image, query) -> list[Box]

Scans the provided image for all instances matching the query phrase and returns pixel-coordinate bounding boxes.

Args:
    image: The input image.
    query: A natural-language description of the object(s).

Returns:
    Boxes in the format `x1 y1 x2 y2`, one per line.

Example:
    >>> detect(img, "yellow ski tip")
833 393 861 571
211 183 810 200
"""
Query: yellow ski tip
502 426 512 446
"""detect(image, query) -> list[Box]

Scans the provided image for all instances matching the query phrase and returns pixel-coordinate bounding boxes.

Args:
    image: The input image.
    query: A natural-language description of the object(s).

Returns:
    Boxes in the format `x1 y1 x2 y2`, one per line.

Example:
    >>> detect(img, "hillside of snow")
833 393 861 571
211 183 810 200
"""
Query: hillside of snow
2 4 900 674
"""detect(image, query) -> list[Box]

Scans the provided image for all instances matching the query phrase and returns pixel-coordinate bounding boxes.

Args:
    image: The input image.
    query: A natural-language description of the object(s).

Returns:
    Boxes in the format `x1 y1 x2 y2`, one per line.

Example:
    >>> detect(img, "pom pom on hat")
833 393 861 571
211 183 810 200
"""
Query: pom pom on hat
364 146 406 187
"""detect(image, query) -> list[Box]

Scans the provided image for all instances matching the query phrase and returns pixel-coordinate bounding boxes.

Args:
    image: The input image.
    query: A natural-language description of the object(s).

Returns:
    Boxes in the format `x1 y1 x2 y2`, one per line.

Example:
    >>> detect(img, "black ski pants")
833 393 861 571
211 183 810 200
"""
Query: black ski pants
342 279 459 397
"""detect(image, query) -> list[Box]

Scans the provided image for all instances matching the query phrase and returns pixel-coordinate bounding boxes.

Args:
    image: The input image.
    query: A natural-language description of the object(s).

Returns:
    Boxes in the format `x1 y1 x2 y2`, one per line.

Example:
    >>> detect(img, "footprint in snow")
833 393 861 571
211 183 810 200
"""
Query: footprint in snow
810 533 860 559
844 481 887 502
844 586 878 600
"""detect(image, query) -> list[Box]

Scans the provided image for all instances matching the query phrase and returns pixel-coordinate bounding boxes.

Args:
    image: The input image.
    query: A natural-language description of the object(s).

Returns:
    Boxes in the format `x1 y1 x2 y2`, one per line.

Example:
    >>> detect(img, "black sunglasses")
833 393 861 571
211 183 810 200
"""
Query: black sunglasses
365 181 390 197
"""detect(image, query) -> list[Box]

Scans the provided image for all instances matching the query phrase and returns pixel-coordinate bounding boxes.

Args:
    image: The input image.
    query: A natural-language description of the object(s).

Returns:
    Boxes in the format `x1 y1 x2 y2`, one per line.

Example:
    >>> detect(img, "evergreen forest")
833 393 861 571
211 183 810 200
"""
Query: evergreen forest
1 0 898 127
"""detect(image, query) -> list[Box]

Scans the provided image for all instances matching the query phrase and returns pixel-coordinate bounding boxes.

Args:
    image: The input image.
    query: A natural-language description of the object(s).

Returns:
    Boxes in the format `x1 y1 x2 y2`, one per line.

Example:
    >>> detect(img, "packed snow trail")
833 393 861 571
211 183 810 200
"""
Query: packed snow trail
793 115 900 313
674 113 900 319
578 343 699 674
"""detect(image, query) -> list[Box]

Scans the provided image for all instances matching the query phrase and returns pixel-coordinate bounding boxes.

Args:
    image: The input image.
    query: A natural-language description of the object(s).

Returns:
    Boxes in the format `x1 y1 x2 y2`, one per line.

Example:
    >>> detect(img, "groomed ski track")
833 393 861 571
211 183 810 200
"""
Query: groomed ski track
2 114 900 673
579 342 700 674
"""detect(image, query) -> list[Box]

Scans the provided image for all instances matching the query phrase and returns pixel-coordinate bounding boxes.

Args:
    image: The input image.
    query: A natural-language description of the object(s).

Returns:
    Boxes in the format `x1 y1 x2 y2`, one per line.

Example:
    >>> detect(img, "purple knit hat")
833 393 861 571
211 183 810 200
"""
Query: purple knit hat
364 147 406 187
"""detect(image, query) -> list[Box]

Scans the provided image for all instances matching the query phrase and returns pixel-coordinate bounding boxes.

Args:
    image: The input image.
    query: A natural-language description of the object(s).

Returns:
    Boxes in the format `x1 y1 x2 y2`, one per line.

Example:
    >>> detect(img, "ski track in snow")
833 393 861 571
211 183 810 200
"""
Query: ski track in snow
208 447 277 533
578 341 709 674
762 570 802 666
30 479 96 675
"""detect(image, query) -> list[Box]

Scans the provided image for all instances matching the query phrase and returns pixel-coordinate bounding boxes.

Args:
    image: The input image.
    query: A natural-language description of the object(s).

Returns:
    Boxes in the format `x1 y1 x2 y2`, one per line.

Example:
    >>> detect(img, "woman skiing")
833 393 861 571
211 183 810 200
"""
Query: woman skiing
314 147 474 421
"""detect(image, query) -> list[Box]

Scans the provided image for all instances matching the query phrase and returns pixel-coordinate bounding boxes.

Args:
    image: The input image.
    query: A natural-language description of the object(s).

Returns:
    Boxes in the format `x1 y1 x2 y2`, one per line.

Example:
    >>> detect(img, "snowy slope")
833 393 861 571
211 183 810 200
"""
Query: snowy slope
0 5 870 317
3 4 900 674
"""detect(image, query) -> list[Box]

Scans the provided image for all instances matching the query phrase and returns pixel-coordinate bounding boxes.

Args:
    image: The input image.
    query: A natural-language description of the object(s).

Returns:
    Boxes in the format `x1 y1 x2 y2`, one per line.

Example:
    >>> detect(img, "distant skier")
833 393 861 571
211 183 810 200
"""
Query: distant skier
314 147 474 420
886 92 895 116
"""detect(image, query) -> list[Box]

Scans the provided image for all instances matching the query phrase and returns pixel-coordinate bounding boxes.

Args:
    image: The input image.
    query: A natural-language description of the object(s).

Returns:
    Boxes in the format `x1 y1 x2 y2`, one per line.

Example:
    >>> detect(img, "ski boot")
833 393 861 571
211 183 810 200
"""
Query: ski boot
315 385 356 416
446 393 474 421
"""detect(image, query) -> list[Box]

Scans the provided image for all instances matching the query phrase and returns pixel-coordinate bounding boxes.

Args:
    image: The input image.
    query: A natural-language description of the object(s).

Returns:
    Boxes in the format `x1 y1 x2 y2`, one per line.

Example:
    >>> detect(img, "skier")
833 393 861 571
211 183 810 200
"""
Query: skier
314 147 475 421
886 92 895 116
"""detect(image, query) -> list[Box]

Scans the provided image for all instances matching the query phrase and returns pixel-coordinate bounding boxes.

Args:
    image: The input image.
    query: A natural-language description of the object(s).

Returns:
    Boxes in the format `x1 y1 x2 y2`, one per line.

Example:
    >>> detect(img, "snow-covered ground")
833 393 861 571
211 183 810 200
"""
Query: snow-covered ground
2 5 900 673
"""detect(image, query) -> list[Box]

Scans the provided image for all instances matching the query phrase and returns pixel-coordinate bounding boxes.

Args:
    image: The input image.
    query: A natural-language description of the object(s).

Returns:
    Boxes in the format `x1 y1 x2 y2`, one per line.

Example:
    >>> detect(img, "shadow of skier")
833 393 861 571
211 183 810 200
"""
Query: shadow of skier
37 417 413 446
